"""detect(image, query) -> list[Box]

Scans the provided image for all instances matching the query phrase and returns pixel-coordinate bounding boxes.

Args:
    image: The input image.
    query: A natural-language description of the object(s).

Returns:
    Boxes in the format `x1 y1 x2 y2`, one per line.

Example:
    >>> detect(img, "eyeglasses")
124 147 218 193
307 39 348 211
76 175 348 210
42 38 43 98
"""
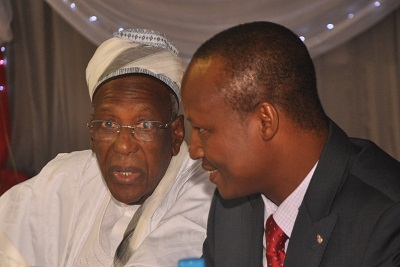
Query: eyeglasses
87 119 174 142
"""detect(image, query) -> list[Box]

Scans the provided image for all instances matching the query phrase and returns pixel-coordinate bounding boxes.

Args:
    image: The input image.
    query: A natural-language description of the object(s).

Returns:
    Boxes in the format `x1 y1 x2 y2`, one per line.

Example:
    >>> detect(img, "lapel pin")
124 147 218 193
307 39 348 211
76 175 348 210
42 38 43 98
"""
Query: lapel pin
317 234 324 244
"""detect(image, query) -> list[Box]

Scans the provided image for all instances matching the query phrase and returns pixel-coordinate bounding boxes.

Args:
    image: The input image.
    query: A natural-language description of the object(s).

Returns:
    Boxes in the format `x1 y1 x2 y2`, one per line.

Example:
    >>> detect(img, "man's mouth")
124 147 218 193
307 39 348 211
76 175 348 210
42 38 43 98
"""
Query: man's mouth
202 160 219 182
113 171 141 184
109 166 144 185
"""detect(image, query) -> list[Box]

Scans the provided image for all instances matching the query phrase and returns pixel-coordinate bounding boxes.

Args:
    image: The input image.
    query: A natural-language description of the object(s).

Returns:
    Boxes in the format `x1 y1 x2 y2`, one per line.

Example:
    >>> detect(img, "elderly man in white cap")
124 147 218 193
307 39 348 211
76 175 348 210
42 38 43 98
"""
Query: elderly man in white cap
0 29 215 267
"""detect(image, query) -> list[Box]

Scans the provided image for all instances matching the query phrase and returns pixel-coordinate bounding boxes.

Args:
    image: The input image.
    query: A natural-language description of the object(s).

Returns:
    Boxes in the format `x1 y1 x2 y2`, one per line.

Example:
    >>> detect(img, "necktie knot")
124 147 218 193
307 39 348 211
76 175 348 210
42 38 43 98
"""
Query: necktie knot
265 215 288 267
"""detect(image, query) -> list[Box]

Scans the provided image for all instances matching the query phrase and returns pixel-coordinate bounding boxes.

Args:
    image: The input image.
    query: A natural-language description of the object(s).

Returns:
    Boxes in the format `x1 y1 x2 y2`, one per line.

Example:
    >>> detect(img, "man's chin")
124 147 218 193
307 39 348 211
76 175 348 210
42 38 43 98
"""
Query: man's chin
110 191 140 205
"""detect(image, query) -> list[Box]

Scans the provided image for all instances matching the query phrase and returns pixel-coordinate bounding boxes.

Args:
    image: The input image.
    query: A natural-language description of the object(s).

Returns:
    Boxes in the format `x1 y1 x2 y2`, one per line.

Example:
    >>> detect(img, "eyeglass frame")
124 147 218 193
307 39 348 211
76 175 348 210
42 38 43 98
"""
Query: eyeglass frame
86 118 176 142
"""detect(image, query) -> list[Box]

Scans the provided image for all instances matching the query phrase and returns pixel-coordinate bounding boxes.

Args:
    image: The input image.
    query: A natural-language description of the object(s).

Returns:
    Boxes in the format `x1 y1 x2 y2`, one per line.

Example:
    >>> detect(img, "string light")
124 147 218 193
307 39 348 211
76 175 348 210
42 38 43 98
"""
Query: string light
0 48 6 93
0 47 5 68
61 1 126 35
294 0 386 43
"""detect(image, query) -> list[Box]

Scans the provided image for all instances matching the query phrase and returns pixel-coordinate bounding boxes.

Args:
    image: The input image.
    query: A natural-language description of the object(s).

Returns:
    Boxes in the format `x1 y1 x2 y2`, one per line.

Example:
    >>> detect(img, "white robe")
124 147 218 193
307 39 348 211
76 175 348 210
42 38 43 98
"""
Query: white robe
0 143 215 267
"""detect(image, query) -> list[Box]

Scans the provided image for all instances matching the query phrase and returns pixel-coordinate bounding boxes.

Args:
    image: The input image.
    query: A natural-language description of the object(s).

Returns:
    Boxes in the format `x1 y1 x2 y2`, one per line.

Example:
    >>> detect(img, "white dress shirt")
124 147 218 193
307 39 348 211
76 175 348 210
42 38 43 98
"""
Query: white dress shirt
262 162 318 266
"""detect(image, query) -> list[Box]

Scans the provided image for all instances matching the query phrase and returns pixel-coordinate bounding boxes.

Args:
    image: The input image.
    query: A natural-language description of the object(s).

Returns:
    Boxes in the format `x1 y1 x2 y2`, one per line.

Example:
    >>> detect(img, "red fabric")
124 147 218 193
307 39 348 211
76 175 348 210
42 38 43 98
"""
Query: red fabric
0 51 27 196
0 169 27 195
265 215 288 267
0 51 11 168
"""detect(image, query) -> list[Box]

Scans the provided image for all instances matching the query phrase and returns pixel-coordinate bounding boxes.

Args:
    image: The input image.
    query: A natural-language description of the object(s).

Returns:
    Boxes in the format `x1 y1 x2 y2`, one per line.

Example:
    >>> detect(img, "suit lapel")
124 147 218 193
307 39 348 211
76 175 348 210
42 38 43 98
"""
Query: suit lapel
248 195 265 267
214 193 264 267
285 120 352 267
284 205 338 266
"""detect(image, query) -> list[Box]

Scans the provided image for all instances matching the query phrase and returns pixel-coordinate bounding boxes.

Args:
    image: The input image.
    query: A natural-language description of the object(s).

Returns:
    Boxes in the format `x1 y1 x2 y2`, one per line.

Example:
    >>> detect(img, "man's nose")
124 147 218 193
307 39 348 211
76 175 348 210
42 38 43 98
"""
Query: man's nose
188 131 204 160
113 127 140 155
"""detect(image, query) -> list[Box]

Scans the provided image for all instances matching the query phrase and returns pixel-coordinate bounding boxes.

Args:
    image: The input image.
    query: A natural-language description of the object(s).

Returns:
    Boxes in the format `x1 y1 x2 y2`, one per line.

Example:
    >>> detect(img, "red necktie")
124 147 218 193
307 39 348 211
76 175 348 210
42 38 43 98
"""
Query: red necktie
265 215 288 267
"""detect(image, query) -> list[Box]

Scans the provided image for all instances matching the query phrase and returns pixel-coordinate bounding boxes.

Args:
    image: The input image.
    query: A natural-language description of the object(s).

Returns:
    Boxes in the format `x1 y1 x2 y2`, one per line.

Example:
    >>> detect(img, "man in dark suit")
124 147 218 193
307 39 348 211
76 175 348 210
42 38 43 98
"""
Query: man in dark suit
181 21 400 266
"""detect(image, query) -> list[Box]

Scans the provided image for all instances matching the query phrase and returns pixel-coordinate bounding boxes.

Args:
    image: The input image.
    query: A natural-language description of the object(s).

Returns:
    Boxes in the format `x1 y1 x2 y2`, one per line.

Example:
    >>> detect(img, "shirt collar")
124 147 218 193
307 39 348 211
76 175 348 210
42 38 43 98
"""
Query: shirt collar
262 161 318 237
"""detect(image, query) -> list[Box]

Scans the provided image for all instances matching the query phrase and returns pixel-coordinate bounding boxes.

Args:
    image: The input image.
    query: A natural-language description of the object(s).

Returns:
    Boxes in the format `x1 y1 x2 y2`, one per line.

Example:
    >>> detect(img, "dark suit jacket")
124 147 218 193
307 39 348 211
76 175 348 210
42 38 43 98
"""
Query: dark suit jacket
203 120 400 267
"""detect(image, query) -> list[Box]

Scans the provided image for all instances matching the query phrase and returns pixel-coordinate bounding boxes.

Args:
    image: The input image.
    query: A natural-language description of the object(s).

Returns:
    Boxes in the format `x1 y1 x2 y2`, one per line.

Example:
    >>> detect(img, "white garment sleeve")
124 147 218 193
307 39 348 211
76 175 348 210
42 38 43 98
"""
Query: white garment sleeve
0 179 36 265
0 232 28 267
0 150 104 267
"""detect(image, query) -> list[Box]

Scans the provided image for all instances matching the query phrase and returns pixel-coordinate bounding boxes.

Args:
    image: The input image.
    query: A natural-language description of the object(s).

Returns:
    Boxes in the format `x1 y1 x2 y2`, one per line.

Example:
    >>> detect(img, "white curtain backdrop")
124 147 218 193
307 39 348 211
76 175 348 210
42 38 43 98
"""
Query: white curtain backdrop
0 0 399 176
43 0 400 66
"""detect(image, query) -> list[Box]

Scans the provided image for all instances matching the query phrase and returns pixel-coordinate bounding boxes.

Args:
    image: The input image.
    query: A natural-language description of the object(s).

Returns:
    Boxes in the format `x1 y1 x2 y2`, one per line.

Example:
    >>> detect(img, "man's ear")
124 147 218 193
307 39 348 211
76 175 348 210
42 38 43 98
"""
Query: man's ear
88 114 96 152
257 102 279 141
171 115 185 156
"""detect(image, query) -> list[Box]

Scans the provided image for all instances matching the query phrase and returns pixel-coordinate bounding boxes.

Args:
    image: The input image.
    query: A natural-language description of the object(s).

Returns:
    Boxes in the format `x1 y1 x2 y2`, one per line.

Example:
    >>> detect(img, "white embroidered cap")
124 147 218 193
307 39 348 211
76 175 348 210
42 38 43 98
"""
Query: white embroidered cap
86 29 183 103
